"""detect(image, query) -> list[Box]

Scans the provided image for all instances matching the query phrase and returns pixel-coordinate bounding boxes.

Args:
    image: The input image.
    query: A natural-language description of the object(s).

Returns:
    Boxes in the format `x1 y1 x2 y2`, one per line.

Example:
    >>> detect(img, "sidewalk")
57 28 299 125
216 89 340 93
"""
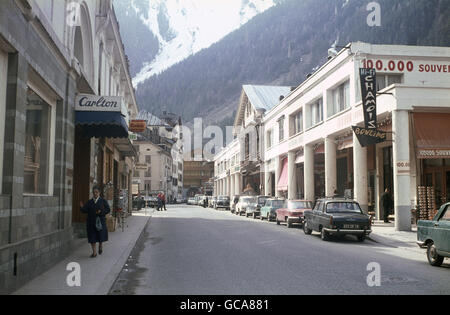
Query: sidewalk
368 221 423 254
12 209 153 295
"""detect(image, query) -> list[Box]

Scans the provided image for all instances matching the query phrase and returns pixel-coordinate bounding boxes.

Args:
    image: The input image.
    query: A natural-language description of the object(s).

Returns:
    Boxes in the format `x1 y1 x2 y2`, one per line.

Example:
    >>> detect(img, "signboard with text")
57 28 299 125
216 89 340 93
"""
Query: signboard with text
129 120 147 133
75 94 124 113
352 68 387 148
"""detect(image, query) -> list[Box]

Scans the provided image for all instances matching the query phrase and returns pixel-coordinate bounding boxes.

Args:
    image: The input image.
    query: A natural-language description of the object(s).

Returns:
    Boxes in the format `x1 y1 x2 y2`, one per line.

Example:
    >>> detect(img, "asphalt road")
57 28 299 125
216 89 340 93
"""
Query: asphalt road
109 205 450 295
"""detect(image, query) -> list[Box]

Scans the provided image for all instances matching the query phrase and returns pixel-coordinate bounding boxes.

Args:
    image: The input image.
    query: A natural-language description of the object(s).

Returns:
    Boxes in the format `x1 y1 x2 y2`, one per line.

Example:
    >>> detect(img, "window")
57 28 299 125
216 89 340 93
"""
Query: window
145 168 152 177
328 81 350 117
266 129 274 148
144 180 151 192
145 155 151 163
294 110 303 135
440 206 450 221
278 116 285 142
307 98 323 128
377 74 402 91
24 88 53 194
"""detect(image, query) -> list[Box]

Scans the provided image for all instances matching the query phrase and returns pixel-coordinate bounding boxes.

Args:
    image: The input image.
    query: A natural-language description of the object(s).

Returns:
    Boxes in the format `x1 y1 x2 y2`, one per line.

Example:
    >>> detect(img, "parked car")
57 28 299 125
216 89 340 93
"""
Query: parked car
200 195 210 208
215 196 230 210
195 194 205 206
303 198 372 242
133 196 146 210
276 200 313 228
230 195 240 213
260 198 286 222
235 196 255 216
417 202 450 267
245 195 271 218
209 196 217 208
187 197 197 205
146 196 158 208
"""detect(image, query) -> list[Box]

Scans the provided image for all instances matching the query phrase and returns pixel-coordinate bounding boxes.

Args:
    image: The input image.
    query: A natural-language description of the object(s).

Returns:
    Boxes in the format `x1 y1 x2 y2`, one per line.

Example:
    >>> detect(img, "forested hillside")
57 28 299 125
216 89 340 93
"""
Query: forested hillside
134 0 450 126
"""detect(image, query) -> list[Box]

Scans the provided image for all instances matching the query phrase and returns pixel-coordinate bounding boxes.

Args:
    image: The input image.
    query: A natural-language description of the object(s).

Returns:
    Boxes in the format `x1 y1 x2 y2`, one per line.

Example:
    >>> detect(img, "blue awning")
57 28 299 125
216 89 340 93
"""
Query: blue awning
75 111 129 138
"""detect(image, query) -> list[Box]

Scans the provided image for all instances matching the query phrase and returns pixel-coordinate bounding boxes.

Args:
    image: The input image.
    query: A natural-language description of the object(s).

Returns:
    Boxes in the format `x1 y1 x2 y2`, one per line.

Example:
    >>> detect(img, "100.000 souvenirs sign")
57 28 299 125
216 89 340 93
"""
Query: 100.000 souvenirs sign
353 68 387 147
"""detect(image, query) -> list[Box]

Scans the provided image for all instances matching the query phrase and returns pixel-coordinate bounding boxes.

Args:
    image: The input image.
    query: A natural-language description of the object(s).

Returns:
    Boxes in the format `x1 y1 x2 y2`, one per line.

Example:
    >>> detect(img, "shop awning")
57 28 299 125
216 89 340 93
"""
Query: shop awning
75 111 129 138
414 113 450 158
277 158 288 191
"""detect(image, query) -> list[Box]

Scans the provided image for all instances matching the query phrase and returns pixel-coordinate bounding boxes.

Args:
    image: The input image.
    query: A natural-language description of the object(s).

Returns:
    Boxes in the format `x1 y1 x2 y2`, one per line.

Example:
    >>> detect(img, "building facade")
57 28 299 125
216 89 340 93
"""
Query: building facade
262 42 450 231
0 0 138 293
134 140 172 198
214 42 450 232
183 160 215 197
213 85 292 197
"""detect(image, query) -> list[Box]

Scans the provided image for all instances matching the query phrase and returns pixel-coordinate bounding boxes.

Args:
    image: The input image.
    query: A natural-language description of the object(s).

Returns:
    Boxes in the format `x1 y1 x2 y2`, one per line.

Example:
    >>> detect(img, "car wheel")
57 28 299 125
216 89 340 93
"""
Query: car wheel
427 242 444 267
357 235 366 242
276 217 280 225
253 213 257 219
303 221 312 235
321 228 329 241
287 219 292 228
267 214 271 222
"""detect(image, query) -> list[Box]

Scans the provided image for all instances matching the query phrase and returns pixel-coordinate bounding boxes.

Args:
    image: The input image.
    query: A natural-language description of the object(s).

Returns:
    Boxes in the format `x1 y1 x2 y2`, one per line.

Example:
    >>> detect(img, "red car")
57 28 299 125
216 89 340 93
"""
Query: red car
276 200 313 228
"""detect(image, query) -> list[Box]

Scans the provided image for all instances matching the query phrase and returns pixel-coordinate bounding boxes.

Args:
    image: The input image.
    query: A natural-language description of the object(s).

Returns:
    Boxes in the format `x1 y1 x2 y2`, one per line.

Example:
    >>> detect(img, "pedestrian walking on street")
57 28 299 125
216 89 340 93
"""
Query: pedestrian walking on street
161 192 167 211
380 188 393 223
157 193 162 211
80 186 111 258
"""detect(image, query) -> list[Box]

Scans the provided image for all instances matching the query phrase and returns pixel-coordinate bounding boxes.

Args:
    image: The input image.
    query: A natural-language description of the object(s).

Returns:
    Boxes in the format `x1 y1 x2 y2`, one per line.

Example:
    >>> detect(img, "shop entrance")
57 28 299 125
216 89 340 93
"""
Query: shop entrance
423 159 450 209
72 128 91 224
336 157 348 197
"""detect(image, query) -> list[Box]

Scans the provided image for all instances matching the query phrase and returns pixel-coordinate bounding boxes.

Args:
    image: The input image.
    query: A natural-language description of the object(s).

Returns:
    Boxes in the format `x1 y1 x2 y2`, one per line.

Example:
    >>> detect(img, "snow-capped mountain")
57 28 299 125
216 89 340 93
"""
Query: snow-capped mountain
115 0 277 87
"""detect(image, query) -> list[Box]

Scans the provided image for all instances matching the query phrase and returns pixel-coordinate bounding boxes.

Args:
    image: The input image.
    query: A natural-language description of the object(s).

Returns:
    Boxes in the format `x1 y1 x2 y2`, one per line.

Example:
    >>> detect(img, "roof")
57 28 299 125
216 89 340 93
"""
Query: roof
242 85 292 112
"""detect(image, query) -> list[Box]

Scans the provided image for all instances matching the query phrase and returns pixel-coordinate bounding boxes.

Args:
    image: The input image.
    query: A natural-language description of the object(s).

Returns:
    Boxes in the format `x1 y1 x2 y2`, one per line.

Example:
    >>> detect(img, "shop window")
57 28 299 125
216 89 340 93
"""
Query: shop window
24 89 52 194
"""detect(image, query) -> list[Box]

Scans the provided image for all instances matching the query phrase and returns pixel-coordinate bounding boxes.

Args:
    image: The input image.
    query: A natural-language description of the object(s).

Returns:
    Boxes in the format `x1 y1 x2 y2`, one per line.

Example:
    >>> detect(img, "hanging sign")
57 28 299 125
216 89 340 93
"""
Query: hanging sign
352 68 387 147
129 120 147 133
352 126 387 147
360 68 377 129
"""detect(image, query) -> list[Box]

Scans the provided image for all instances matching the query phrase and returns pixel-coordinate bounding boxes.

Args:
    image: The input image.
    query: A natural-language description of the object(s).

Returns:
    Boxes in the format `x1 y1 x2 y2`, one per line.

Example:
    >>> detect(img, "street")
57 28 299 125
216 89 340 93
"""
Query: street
109 205 450 295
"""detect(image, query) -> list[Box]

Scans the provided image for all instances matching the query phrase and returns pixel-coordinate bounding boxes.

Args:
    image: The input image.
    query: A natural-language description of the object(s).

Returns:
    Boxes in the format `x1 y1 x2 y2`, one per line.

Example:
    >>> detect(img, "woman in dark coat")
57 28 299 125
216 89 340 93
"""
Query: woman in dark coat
80 187 111 258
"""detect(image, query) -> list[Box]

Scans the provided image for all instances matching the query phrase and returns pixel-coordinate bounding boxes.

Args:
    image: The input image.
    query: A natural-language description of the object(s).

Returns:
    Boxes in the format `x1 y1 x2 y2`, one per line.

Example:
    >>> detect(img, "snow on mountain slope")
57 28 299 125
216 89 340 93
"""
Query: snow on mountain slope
128 0 276 87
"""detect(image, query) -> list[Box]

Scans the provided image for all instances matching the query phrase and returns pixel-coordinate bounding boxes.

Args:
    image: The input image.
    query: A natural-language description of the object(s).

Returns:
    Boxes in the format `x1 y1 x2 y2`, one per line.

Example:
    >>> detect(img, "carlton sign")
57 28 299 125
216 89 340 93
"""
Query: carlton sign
75 94 124 113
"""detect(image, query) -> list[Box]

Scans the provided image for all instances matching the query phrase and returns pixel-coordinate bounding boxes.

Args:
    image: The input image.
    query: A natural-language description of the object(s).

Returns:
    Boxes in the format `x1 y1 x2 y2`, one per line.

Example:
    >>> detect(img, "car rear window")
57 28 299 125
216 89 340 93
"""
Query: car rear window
288 201 313 209
241 197 256 203
326 202 362 213
272 200 286 208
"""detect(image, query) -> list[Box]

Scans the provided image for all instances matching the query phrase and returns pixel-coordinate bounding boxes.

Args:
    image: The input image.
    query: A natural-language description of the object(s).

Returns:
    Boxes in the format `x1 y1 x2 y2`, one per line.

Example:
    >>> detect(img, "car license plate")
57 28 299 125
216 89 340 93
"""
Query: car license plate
343 224 358 229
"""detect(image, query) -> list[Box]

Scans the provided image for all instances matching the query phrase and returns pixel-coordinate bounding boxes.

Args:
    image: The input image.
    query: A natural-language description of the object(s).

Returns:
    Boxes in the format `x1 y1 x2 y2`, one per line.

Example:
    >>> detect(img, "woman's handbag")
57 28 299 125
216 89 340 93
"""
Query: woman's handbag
95 216 103 232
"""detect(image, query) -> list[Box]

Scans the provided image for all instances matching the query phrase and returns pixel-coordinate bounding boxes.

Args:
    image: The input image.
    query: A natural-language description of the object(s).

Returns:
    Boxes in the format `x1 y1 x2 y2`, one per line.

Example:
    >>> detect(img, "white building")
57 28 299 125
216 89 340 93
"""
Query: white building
214 85 292 197
262 42 450 231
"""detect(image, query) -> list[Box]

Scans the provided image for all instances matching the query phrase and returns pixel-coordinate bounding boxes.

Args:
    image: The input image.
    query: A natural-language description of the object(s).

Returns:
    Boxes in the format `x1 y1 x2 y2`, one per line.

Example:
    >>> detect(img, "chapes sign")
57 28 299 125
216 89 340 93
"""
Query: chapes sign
352 68 387 147
75 94 124 113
